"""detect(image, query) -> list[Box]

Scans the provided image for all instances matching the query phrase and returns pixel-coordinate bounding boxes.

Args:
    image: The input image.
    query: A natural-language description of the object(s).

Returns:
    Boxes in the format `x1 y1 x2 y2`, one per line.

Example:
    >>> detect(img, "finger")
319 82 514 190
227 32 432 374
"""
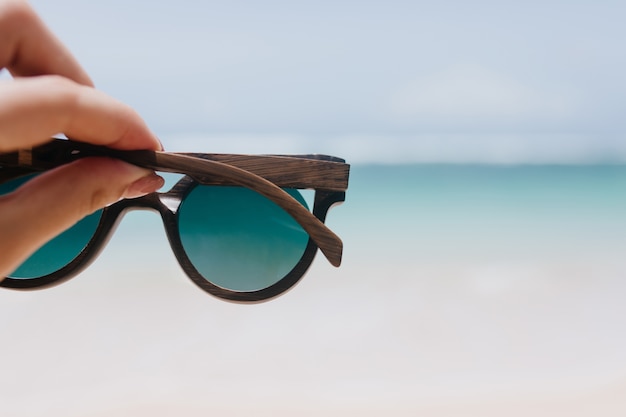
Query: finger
0 0 92 86
0 75 162 152
0 157 164 278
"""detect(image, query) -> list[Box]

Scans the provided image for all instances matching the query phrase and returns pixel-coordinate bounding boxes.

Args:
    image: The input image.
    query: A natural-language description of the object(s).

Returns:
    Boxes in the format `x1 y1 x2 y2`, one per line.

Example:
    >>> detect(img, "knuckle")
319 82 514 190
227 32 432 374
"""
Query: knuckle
31 75 82 109
74 159 127 214
81 183 121 215
86 187 114 214
35 75 83 128
36 74 79 96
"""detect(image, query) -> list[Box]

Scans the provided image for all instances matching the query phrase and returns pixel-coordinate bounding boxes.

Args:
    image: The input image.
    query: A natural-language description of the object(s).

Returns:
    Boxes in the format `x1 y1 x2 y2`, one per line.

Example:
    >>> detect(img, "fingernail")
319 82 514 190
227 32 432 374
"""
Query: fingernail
124 173 165 199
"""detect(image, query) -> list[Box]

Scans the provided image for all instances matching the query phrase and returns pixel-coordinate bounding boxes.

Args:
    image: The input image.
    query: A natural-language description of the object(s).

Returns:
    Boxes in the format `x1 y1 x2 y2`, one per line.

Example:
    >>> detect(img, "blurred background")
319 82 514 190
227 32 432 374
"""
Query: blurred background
2 1 626 415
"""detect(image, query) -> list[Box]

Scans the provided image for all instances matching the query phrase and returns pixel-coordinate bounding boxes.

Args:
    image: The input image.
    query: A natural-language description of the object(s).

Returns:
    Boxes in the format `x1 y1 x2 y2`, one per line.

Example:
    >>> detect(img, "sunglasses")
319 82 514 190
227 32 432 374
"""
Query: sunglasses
0 138 349 302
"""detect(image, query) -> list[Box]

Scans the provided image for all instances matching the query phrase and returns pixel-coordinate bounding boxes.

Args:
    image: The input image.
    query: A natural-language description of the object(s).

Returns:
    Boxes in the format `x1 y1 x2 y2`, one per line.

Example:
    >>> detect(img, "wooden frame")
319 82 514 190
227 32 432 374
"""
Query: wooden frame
0 138 350 302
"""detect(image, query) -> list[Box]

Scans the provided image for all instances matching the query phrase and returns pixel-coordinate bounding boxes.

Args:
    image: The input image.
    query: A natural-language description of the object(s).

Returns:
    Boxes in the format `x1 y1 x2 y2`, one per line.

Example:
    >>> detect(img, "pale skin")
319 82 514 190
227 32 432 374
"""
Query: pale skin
0 1 164 278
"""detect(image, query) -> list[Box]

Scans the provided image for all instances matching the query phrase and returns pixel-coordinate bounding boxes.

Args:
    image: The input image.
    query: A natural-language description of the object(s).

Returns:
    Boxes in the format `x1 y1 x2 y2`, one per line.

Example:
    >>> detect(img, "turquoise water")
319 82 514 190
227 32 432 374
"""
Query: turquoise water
335 164 626 265
5 164 626 278
53 163 626 270
109 163 626 286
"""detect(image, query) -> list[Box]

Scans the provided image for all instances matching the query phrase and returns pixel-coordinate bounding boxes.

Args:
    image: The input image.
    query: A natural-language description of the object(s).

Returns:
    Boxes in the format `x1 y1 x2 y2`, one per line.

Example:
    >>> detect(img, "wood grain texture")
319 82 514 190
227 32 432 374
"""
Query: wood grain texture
0 138 350 267
179 153 349 191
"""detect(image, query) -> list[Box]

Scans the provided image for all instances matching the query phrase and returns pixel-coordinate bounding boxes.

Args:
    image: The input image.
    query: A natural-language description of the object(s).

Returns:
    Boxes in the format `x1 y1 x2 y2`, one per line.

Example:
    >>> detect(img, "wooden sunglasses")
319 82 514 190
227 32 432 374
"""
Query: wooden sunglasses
0 138 350 302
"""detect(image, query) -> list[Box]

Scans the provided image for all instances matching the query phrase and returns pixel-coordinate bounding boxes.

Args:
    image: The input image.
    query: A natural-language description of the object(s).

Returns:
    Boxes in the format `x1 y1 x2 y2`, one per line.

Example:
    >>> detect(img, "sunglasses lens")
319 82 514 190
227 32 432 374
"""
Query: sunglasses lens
178 186 310 292
0 174 102 279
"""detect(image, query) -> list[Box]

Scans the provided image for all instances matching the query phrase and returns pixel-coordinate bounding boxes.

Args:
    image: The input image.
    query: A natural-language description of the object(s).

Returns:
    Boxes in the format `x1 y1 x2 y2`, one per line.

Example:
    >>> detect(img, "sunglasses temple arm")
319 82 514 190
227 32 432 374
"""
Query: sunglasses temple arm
149 152 344 267
0 140 344 266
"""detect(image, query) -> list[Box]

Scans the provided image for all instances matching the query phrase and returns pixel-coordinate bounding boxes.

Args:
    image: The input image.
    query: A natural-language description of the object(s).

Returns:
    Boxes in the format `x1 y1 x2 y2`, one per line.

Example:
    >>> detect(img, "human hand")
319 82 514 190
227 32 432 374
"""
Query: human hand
0 1 164 277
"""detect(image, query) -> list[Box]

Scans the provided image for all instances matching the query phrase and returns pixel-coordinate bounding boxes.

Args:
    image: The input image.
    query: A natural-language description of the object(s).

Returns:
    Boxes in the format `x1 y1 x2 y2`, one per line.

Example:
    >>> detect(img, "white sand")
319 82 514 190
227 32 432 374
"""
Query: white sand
2 217 626 416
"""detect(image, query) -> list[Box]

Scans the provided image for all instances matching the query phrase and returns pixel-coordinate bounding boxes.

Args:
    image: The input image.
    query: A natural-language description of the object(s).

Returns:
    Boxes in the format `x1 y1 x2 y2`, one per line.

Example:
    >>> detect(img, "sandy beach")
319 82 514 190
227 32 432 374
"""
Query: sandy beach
3 257 626 416
3 164 626 416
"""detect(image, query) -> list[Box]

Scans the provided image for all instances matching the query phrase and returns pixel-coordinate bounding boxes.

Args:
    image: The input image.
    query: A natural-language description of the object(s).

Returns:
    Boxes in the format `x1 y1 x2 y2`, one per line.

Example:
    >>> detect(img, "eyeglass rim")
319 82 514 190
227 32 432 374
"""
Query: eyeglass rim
169 182 345 302
0 175 346 302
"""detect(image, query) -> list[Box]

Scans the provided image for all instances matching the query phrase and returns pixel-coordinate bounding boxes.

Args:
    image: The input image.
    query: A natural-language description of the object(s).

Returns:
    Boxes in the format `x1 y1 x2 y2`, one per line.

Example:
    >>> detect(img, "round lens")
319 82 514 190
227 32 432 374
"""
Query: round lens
177 186 310 292
0 173 103 279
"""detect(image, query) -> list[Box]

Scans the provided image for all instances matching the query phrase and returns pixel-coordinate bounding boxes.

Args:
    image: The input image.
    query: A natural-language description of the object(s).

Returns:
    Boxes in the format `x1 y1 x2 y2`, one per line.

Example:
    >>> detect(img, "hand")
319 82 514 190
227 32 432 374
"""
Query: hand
0 1 164 277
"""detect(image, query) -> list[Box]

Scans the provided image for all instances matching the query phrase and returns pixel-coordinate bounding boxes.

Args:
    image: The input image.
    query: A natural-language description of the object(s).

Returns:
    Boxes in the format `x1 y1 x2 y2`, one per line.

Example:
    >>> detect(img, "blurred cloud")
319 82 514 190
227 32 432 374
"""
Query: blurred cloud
24 0 626 162
387 65 578 130
163 132 625 164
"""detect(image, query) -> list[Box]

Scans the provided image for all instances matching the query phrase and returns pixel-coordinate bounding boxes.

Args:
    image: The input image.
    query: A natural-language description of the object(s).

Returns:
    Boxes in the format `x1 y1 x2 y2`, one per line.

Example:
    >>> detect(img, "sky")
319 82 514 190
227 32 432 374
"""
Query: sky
23 0 626 162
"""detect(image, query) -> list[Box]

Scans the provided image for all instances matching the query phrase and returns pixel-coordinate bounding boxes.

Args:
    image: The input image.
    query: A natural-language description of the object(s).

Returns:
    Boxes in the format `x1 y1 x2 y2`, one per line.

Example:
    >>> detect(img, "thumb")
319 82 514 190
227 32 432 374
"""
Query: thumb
0 157 164 277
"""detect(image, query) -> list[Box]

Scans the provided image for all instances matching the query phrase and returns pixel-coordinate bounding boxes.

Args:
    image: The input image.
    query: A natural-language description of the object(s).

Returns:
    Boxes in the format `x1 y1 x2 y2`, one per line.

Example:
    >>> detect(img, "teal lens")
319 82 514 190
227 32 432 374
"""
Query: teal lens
0 174 103 279
178 186 310 292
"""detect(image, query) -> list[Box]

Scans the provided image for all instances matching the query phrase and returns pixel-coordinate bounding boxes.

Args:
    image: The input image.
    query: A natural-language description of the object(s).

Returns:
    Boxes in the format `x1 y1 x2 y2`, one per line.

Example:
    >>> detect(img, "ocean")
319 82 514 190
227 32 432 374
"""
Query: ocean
2 164 626 416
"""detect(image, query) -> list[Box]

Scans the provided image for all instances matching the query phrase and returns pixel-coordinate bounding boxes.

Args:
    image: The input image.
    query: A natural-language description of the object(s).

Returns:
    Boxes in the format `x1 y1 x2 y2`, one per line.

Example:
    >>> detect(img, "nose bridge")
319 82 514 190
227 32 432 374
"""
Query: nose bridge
158 193 184 213
125 192 182 214
116 192 167 219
